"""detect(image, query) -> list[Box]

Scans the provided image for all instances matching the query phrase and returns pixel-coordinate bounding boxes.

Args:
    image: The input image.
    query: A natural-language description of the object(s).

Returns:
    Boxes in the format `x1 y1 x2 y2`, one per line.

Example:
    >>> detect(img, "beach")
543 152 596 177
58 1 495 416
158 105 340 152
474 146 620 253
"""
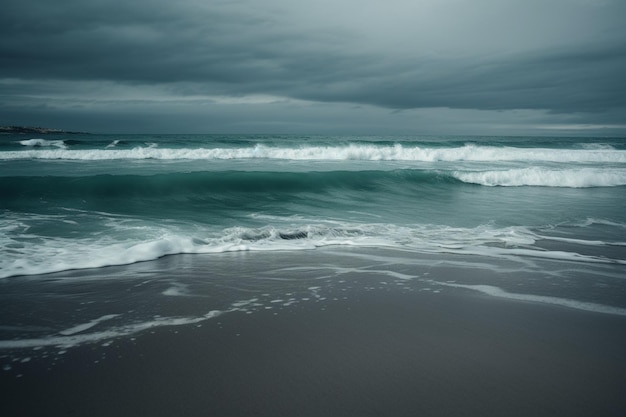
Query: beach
2 249 625 417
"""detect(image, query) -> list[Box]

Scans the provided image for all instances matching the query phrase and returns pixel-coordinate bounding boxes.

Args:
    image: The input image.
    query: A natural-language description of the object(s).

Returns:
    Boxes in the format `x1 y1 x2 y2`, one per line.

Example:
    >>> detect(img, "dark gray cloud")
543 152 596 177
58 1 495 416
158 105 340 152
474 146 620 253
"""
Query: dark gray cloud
1 0 625 133
298 43 626 113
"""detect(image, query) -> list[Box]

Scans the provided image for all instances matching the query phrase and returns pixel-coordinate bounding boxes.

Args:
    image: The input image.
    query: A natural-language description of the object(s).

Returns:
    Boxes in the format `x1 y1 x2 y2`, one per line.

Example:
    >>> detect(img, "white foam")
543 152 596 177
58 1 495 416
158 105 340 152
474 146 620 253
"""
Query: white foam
436 282 626 316
18 138 66 149
453 246 625 265
577 218 626 229
454 168 626 187
0 310 223 350
579 143 615 150
2 144 625 163
0 233 201 279
0 306 248 350
290 265 417 281
58 314 120 336
2 222 623 279
537 235 626 247
162 283 190 296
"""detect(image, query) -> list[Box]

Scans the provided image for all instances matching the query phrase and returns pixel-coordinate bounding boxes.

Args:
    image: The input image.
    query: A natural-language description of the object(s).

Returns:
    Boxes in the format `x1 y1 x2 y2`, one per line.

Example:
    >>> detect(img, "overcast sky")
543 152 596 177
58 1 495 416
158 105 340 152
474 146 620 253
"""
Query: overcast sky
1 0 625 135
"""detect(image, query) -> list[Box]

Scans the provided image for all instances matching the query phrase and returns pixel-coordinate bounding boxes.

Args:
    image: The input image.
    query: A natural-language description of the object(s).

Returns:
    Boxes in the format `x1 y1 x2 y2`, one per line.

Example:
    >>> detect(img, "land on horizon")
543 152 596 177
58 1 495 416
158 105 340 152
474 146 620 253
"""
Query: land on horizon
0 125 87 134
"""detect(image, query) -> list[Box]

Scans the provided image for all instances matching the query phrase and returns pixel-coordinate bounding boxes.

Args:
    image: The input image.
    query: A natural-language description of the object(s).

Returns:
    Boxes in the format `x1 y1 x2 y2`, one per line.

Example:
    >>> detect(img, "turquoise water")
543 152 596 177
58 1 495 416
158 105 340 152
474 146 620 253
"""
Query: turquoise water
1 134 625 354
2 134 625 278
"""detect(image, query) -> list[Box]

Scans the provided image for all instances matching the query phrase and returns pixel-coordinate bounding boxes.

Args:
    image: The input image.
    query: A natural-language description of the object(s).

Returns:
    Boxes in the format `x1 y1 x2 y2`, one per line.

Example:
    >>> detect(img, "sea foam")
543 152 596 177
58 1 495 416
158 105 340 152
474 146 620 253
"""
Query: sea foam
1 221 623 280
18 138 67 149
436 282 626 316
453 168 626 187
2 144 625 163
0 309 227 350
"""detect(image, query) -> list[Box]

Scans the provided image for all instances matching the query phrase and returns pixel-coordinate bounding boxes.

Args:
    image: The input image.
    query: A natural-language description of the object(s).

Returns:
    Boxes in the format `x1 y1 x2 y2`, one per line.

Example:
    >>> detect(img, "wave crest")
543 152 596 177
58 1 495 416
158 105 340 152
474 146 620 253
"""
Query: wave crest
2 221 623 279
454 168 626 188
18 138 66 149
2 143 625 163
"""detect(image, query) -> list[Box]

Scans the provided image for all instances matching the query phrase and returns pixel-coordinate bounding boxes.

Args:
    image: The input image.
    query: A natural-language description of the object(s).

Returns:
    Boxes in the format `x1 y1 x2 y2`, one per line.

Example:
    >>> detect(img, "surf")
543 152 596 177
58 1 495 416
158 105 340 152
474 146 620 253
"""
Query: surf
2 219 624 280
2 143 625 163
453 167 626 187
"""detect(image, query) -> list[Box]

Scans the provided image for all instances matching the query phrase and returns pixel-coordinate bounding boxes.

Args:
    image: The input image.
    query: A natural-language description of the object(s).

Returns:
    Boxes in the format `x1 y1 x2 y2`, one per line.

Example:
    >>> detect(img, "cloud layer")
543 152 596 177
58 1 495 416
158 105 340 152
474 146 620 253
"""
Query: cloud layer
2 0 625 134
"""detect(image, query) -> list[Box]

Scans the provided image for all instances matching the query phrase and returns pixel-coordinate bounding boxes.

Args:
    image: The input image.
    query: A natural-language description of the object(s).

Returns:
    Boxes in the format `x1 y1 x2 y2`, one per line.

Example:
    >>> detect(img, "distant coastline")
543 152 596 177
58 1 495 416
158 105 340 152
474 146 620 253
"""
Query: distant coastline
0 126 87 134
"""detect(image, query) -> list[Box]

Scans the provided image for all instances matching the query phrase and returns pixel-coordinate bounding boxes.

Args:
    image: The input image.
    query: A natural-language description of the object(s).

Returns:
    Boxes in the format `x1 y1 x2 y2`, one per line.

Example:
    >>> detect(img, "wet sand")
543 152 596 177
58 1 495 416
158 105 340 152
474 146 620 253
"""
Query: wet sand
2 285 625 417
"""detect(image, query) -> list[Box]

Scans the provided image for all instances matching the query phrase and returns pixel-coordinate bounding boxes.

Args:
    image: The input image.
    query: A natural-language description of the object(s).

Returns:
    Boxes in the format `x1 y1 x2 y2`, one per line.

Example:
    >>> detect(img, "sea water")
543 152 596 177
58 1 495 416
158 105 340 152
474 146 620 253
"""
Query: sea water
1 134 625 355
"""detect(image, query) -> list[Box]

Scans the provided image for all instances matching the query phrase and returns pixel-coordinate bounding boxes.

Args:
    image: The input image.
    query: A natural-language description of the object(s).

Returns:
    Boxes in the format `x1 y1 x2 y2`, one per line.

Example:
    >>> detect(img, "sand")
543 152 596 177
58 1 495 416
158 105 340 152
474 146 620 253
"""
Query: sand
2 284 625 417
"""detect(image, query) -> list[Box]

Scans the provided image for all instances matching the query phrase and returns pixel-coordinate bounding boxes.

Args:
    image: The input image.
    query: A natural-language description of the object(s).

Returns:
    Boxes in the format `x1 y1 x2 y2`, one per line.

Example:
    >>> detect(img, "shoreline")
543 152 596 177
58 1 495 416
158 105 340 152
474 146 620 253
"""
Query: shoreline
2 282 625 417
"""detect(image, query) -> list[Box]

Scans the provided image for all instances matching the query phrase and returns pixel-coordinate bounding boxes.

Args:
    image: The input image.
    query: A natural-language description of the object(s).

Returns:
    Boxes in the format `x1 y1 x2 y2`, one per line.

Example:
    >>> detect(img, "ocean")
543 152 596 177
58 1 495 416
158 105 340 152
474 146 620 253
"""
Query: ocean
1 134 625 357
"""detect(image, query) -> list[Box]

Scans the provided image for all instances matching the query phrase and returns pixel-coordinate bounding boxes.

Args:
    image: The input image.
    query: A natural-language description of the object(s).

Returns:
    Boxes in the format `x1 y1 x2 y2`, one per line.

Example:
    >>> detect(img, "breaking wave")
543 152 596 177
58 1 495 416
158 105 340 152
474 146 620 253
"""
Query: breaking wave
454 168 626 188
18 138 67 149
2 221 624 279
2 143 625 163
